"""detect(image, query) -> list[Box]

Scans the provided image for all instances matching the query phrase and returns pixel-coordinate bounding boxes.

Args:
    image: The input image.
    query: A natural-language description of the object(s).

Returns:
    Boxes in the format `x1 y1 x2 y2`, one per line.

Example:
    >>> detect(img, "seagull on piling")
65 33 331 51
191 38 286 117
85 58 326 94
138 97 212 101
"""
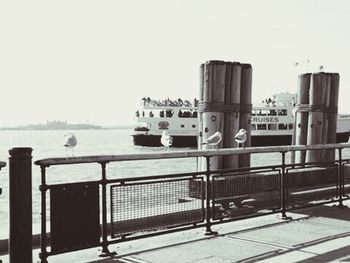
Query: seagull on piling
63 132 77 156
201 131 222 149
161 130 173 149
234 129 247 148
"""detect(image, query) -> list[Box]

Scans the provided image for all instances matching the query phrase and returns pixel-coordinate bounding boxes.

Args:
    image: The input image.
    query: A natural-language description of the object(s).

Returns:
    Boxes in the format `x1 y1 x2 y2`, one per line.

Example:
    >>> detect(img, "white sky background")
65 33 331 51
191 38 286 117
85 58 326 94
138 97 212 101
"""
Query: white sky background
1 0 350 127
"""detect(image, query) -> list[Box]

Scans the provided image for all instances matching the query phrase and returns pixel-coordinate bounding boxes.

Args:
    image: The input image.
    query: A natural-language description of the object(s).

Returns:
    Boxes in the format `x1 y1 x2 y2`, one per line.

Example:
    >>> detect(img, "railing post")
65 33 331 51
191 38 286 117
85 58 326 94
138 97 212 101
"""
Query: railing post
99 162 116 257
9 147 33 263
39 166 48 263
280 151 291 220
205 156 217 235
336 148 346 208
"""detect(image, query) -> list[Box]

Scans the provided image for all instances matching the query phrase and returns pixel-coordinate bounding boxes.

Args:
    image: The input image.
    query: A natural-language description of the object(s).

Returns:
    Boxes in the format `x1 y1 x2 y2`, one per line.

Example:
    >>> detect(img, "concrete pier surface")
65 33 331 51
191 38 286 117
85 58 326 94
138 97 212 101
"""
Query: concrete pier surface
2 200 350 263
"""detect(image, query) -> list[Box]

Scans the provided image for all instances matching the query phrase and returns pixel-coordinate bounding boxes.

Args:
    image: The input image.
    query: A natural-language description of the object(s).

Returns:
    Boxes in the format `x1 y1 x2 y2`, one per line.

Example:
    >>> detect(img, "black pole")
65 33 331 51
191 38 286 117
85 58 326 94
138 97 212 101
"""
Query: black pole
205 156 217 235
99 162 116 257
9 147 33 263
39 166 48 263
280 151 291 220
337 148 345 208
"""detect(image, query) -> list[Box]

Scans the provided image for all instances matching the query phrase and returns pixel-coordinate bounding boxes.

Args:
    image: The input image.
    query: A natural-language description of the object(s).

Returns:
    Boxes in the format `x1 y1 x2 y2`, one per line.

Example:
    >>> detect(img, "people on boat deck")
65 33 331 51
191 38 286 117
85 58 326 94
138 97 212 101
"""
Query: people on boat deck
178 110 197 118
140 97 198 107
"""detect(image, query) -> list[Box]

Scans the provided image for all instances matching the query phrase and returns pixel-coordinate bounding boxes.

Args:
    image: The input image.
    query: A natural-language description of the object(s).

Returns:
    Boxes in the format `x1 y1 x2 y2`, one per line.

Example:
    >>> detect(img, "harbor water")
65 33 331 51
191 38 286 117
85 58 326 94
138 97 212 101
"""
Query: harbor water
0 129 349 239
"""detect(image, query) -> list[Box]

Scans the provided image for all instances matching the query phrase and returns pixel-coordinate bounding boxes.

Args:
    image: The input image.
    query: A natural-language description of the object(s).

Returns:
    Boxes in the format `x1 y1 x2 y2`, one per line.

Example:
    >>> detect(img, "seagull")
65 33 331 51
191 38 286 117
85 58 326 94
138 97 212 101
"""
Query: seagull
161 130 173 148
201 131 222 148
234 129 247 148
63 132 77 156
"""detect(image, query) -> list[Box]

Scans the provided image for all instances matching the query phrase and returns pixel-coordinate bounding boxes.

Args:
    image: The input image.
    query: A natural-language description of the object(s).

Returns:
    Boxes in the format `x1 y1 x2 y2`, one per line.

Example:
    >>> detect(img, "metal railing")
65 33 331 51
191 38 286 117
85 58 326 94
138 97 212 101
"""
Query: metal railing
34 143 350 262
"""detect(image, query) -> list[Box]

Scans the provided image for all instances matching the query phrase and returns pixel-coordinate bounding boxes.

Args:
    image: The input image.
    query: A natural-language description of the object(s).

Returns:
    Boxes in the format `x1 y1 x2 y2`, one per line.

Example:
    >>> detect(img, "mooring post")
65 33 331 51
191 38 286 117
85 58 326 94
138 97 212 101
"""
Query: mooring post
306 73 329 162
239 64 252 168
324 74 340 161
199 60 226 171
9 147 33 263
222 62 241 169
293 73 311 164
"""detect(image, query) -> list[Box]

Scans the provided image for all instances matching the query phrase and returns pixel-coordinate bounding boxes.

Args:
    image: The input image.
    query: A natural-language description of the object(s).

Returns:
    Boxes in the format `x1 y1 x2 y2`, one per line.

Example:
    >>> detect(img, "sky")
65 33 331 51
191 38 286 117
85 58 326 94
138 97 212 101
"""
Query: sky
1 0 350 127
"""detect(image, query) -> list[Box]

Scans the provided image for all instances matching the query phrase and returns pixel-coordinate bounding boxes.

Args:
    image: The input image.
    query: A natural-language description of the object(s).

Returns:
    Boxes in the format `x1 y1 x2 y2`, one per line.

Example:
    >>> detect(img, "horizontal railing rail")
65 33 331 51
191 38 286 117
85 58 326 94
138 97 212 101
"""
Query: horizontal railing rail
35 143 350 166
33 143 350 262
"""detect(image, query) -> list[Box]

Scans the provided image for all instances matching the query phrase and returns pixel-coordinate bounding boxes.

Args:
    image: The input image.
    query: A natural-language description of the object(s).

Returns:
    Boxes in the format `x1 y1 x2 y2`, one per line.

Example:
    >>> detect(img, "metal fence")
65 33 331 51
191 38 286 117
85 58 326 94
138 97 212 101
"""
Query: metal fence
34 143 350 262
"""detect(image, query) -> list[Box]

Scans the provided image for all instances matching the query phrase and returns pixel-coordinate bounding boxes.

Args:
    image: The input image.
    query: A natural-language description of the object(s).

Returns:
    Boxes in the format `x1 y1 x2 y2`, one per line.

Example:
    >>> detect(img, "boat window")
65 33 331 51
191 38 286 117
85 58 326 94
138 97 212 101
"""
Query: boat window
268 124 277 130
277 109 287 116
268 110 277 116
192 125 196 128
251 124 256 130
257 110 266 116
136 110 140 117
278 124 288 130
289 123 294 129
181 124 185 128
159 110 165 117
166 110 174 118
257 124 267 130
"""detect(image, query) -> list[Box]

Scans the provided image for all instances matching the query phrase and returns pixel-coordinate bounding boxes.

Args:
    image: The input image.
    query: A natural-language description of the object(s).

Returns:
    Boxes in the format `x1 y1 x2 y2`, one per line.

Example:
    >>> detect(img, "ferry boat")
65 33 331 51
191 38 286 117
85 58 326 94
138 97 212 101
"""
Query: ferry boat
132 94 350 147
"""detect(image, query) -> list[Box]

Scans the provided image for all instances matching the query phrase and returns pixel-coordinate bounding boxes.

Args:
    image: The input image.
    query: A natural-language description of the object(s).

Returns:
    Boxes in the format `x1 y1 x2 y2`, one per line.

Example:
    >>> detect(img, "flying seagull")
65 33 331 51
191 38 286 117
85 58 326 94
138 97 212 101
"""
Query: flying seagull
202 131 222 148
234 129 247 148
63 132 77 156
161 130 173 148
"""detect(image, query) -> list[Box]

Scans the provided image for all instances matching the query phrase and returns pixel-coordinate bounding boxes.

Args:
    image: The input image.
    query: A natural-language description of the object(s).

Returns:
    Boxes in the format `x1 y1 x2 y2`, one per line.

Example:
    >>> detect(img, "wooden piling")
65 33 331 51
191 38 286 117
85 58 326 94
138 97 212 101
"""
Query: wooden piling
199 61 226 170
222 62 241 169
324 73 340 161
306 73 328 163
293 73 311 164
320 75 331 161
197 63 205 171
239 64 252 168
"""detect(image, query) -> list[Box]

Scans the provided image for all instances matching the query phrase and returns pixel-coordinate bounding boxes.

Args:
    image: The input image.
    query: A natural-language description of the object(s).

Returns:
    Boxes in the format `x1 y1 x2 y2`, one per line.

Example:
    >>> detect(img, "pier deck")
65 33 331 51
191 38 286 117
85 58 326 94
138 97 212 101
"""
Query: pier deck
2 200 349 263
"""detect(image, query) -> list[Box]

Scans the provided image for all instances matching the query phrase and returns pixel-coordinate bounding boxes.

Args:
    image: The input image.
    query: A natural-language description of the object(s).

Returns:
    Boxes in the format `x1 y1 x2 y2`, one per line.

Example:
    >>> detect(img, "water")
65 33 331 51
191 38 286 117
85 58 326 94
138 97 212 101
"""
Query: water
0 129 348 238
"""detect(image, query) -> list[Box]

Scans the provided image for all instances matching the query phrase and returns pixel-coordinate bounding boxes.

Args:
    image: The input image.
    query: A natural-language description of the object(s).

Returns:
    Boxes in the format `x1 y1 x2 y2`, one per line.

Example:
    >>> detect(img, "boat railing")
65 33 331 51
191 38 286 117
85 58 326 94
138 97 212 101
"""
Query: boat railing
7 143 350 262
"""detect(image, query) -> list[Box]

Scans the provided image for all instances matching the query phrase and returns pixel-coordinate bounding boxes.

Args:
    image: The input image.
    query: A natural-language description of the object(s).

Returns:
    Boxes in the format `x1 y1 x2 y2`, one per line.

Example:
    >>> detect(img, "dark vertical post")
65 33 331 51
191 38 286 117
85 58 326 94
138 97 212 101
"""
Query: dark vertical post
280 151 291 220
99 162 115 257
306 73 329 162
293 73 311 164
205 156 217 235
239 64 252 168
324 74 340 161
337 148 345 208
9 147 33 263
39 166 48 263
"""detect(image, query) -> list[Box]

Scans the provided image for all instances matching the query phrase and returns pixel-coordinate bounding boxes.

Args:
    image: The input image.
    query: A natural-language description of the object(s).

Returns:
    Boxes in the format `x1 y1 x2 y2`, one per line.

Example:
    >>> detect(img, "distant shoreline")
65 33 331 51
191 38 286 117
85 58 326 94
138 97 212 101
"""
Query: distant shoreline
0 124 134 131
